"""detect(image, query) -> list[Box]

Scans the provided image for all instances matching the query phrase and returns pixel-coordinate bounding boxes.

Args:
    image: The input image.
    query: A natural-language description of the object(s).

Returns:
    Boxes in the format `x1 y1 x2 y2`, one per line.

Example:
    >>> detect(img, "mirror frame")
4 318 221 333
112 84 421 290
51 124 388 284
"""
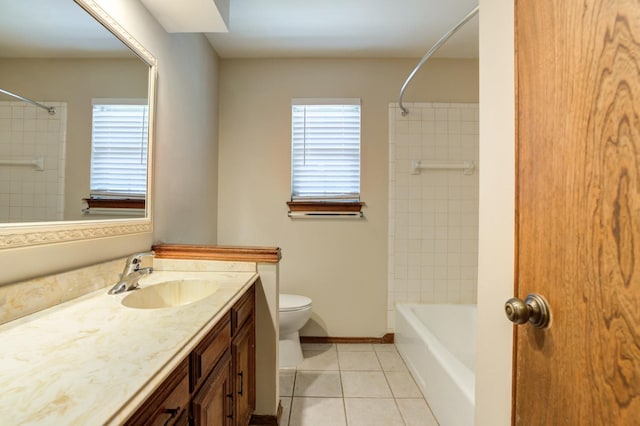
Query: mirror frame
0 0 157 249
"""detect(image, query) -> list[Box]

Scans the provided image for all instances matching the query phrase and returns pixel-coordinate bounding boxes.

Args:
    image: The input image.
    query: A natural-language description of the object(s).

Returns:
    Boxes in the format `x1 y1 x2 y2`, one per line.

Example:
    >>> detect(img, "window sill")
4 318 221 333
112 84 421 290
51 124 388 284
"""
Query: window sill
286 201 365 218
82 197 145 216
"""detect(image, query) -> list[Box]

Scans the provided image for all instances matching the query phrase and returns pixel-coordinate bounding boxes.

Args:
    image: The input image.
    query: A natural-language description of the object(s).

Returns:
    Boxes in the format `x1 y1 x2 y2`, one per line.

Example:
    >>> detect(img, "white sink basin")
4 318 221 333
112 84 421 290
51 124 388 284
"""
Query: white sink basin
121 279 219 309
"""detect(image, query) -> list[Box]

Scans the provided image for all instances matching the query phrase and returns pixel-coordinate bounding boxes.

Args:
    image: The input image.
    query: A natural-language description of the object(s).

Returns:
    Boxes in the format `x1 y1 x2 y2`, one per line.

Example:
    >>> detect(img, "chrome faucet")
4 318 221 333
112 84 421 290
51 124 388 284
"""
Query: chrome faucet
108 252 154 295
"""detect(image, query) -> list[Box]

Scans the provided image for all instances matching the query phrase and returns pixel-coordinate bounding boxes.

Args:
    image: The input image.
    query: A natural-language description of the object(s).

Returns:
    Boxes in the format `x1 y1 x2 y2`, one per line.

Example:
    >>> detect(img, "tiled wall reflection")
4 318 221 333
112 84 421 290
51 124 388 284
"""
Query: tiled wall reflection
388 102 479 331
0 101 66 222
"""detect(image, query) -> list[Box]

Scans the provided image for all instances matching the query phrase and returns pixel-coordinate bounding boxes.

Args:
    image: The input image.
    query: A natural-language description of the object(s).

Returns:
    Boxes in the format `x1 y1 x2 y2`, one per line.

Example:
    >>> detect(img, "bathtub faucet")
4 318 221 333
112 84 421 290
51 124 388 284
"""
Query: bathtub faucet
108 252 154 294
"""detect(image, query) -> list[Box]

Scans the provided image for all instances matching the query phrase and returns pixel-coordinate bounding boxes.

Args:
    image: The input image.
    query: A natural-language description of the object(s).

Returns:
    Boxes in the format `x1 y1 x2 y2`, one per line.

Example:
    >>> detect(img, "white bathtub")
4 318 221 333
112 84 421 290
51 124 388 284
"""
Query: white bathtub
395 303 477 426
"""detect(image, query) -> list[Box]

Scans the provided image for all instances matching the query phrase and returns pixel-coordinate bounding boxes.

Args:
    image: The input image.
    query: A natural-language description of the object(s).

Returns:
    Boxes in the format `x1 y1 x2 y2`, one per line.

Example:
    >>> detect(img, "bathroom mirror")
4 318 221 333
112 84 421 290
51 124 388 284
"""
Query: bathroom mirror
0 0 156 248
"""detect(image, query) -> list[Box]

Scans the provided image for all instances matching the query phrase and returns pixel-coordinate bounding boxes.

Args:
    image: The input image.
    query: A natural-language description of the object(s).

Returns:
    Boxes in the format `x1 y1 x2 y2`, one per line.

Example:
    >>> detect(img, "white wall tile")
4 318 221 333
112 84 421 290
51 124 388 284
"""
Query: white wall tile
0 102 66 222
388 103 479 329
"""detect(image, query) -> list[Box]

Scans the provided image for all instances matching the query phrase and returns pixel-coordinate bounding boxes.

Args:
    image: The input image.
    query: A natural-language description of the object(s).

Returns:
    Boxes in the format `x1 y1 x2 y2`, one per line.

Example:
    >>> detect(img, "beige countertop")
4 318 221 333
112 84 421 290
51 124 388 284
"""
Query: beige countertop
0 270 258 425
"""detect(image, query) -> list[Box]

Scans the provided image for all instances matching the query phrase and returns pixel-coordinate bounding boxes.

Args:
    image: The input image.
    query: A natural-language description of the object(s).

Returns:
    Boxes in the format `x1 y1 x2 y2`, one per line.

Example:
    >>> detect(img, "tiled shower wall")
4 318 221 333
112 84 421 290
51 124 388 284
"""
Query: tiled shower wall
0 101 66 222
388 102 479 331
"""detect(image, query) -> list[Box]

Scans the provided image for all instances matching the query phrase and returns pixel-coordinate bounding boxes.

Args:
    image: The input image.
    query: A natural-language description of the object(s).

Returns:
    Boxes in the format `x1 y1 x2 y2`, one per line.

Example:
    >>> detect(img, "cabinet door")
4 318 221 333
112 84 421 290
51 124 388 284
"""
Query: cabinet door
192 351 233 426
232 319 255 426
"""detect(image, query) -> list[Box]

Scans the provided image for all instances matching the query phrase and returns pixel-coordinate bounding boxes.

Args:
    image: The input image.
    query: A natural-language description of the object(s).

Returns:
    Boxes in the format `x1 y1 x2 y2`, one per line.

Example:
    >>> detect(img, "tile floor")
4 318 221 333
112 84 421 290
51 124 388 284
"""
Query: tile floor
279 343 439 426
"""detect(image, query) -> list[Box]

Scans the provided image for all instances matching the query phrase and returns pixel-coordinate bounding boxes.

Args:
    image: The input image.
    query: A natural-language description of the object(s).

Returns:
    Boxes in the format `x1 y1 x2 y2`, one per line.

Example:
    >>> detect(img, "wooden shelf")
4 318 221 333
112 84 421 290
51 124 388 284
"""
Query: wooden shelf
152 244 282 264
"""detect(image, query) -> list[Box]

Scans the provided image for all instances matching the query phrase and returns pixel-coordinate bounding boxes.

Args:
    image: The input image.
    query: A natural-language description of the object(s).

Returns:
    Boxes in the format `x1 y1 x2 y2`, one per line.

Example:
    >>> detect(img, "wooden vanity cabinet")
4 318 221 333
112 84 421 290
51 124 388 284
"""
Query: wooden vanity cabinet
126 285 255 426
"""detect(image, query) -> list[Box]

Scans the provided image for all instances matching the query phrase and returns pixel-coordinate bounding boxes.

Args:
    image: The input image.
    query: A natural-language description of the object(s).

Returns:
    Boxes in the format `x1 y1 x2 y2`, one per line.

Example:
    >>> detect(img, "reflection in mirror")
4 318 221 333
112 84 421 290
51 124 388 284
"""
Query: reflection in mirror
0 0 153 225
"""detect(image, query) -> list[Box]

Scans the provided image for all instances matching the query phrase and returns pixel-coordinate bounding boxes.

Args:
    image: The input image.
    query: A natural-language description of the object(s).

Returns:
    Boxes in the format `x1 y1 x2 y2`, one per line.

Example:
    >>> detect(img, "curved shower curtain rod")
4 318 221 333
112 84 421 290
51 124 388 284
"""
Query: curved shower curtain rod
0 88 56 116
398 5 479 116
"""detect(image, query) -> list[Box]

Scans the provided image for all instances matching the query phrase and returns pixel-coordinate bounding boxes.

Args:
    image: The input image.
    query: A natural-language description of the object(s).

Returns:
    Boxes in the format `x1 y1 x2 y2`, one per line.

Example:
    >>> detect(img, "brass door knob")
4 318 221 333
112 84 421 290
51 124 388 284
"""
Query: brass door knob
504 294 551 328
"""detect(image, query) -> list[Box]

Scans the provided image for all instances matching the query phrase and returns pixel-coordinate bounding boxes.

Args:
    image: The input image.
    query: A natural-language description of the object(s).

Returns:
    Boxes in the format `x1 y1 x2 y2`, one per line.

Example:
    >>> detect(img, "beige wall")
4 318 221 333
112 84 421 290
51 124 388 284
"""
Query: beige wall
0 0 220 285
217 58 478 337
0 58 148 220
476 0 515 423
150 34 220 245
96 0 221 245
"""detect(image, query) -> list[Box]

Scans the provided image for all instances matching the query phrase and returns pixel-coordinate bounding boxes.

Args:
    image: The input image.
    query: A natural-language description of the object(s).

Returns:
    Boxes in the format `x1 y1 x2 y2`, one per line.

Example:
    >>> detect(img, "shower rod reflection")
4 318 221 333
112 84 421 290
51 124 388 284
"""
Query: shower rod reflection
0 88 56 115
398 5 479 117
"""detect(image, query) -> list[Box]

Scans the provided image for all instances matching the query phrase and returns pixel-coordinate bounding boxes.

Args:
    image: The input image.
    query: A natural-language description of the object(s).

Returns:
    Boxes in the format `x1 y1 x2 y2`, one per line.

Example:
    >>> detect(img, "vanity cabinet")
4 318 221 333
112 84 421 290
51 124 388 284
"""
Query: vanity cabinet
125 284 255 426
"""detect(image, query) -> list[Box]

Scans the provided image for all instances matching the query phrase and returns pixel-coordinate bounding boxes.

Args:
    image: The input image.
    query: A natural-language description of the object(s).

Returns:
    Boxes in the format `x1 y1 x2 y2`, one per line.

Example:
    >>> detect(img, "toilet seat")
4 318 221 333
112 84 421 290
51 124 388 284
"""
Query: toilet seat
280 294 312 312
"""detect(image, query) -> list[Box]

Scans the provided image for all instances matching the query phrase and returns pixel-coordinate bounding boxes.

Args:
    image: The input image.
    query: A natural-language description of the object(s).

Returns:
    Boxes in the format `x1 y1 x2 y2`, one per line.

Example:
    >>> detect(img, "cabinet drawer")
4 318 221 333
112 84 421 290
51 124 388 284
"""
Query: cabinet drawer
125 358 189 426
232 285 254 335
191 312 231 393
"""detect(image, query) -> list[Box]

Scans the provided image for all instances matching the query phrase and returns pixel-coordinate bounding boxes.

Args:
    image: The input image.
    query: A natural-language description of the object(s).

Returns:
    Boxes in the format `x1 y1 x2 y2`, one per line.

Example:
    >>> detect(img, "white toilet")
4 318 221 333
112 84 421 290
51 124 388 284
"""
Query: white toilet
279 294 312 368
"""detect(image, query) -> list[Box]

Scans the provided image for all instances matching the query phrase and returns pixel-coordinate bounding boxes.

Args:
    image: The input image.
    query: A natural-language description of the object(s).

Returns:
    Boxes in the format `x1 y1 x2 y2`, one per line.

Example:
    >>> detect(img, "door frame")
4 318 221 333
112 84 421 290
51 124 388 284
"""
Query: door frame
476 0 515 424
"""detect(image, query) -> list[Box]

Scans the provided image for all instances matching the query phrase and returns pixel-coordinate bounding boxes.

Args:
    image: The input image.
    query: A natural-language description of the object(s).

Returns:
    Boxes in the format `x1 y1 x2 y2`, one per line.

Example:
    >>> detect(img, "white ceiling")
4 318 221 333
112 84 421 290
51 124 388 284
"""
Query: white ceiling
205 0 480 59
0 0 134 58
0 0 479 60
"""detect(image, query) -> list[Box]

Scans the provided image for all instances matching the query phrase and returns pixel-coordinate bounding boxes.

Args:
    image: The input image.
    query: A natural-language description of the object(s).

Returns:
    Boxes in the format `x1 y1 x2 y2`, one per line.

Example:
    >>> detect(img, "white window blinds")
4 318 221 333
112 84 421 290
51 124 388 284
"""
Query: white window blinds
90 100 148 197
291 99 361 201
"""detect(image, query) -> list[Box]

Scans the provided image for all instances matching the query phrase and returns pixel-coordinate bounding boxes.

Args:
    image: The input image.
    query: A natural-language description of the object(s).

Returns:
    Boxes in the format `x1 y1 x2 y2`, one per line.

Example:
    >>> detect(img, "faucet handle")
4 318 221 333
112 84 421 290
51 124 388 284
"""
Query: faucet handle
130 256 142 270
122 251 154 275
126 251 154 264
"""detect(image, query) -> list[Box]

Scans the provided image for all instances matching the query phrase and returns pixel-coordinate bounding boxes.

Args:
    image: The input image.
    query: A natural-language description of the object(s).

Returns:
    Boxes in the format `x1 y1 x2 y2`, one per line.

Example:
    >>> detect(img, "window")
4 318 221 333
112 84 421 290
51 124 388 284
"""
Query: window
289 98 362 215
89 99 148 199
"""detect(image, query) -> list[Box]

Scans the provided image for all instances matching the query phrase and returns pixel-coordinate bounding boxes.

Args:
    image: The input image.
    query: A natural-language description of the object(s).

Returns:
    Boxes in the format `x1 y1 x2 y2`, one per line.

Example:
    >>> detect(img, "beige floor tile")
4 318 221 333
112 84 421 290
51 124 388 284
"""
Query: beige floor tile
280 397 292 426
376 350 409 371
338 351 381 371
373 343 398 353
287 348 436 426
385 371 423 398
341 371 392 398
298 350 339 371
289 397 347 426
301 343 336 352
344 398 404 426
396 398 439 426
280 369 296 396
293 371 343 397
336 343 374 352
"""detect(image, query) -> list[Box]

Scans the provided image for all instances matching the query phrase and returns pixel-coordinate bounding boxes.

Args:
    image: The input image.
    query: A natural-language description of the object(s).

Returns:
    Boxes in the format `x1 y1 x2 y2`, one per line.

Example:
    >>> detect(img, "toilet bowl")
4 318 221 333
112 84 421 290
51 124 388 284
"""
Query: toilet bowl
279 294 312 368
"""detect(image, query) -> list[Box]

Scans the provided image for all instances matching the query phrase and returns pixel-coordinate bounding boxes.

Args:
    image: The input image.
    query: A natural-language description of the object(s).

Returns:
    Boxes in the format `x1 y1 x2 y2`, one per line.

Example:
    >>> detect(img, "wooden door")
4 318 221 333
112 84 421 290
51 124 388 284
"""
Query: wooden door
515 0 640 424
